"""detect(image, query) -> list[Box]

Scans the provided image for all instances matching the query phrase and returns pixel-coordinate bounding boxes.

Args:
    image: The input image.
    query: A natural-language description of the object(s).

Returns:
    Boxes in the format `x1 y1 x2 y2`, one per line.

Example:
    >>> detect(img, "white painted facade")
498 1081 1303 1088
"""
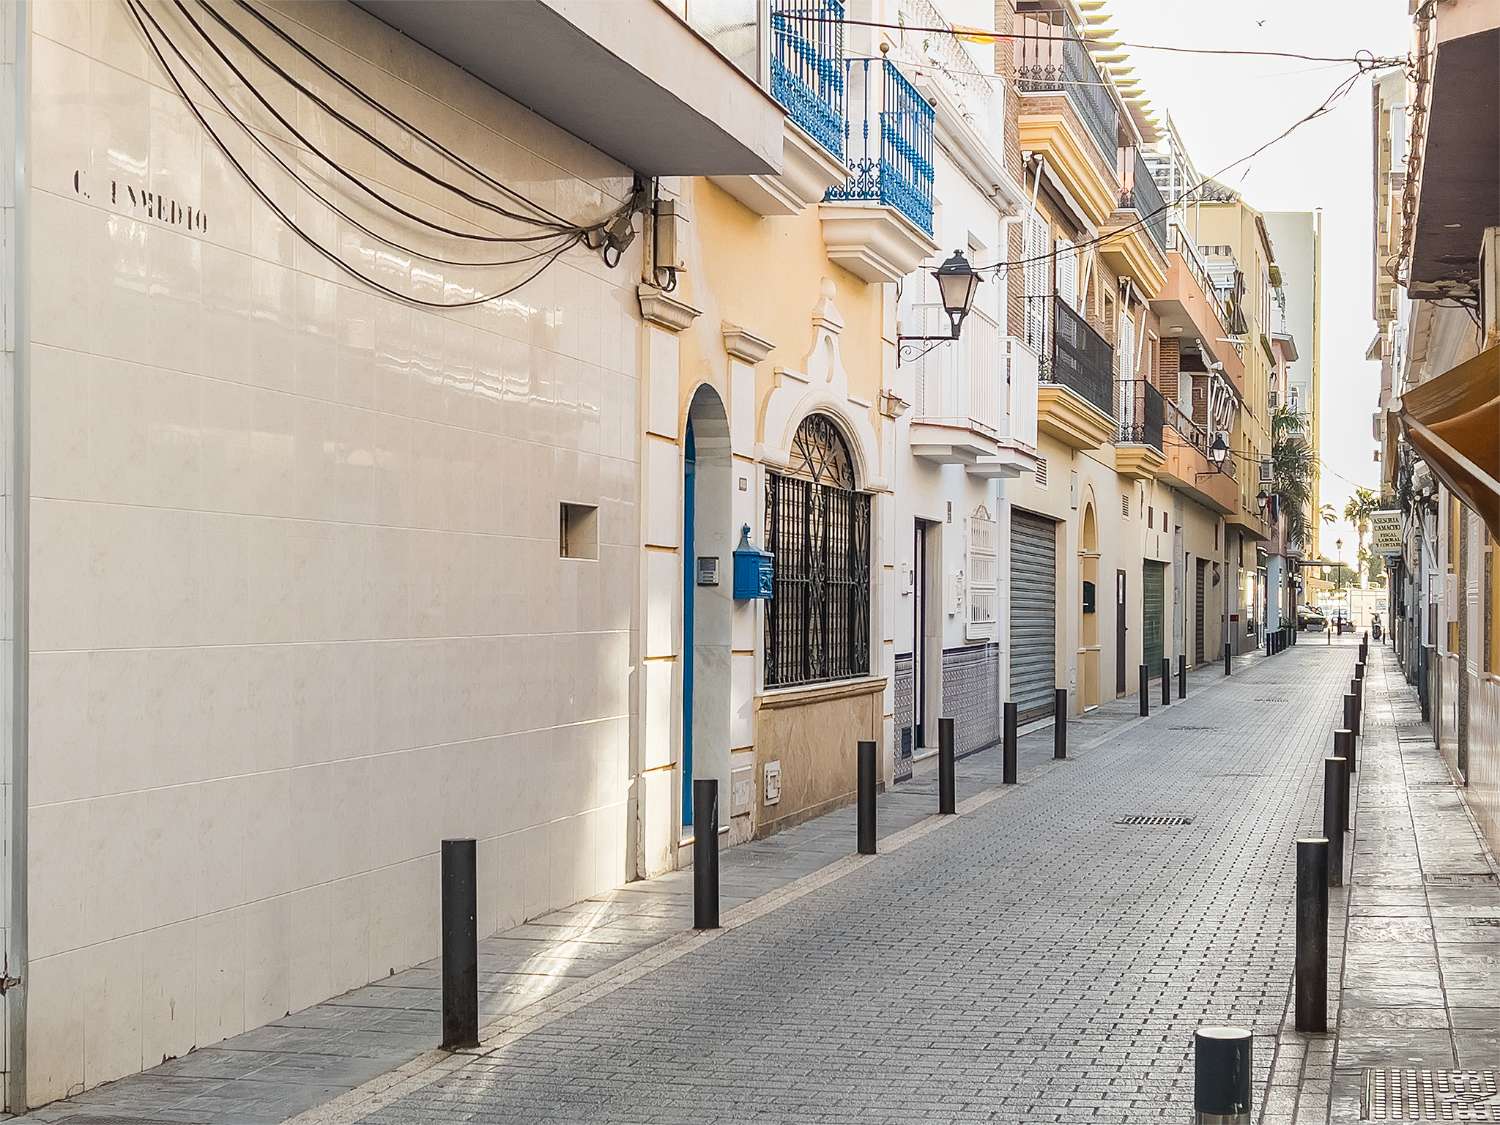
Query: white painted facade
8 0 674 1106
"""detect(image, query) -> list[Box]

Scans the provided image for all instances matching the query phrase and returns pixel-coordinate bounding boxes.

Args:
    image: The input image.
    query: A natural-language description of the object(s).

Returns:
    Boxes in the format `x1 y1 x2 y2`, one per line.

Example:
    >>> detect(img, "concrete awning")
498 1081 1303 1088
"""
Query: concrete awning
1395 343 1500 538
354 0 785 176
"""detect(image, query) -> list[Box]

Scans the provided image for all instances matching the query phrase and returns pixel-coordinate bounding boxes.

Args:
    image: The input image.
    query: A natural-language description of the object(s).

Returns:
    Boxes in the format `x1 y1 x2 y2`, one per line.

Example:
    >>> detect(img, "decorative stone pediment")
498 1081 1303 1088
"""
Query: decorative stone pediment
757 279 886 490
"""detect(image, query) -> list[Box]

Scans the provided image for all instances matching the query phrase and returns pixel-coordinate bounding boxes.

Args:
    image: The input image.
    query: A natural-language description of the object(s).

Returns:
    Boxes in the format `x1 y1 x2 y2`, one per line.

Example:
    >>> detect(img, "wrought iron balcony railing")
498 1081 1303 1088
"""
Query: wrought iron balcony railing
1165 398 1237 480
1118 148 1168 252
1013 13 1119 168
1039 296 1114 418
770 0 846 159
1115 379 1164 451
825 57 935 235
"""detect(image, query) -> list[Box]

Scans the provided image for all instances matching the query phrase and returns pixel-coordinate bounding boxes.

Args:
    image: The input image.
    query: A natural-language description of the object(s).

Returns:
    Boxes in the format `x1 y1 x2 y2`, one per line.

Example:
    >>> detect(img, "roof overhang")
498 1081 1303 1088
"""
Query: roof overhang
1409 21 1500 299
354 0 785 176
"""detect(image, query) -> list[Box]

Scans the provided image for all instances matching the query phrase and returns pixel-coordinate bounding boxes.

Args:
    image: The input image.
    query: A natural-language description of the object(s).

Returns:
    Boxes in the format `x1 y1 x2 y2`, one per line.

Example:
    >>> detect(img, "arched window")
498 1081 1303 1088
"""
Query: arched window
764 414 871 687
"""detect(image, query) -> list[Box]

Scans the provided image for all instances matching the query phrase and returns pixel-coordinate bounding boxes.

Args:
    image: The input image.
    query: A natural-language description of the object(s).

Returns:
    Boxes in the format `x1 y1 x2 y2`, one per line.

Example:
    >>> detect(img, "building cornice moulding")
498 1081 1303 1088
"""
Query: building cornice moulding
721 322 775 363
637 284 702 333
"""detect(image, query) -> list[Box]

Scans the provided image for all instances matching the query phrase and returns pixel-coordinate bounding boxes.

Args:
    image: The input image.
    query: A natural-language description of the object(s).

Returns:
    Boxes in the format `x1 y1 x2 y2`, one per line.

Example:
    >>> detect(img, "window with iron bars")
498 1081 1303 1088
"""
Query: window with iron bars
764 414 872 688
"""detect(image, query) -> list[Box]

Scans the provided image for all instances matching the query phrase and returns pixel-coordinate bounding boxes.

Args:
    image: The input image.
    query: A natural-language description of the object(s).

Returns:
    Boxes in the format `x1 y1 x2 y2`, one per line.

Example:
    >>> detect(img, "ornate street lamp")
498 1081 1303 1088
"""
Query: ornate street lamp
897 251 982 365
1209 433 1228 467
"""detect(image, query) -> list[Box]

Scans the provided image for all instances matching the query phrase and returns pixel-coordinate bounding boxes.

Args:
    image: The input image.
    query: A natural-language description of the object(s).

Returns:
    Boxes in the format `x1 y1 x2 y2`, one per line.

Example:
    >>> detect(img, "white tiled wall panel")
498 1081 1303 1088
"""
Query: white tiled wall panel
23 0 639 1104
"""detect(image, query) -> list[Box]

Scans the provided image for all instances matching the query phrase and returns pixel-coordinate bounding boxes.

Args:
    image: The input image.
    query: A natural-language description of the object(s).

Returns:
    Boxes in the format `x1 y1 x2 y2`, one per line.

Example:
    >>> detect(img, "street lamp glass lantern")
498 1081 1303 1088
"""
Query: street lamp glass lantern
1209 433 1228 466
1256 488 1269 513
933 251 981 338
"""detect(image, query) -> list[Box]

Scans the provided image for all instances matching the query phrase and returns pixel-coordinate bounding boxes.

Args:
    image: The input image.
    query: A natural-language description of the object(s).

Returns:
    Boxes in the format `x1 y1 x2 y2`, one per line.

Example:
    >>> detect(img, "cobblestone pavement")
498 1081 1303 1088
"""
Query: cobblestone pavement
328 642 1360 1125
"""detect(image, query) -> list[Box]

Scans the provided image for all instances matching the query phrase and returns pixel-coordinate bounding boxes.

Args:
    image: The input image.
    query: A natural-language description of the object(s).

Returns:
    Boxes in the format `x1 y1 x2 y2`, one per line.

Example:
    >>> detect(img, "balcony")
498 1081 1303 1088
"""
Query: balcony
907 311 1041 477
1036 297 1116 449
1113 379 1166 480
1100 148 1169 297
1013 12 1119 166
355 0 783 175
711 0 851 216
1159 400 1238 514
820 57 940 282
1152 228 1246 395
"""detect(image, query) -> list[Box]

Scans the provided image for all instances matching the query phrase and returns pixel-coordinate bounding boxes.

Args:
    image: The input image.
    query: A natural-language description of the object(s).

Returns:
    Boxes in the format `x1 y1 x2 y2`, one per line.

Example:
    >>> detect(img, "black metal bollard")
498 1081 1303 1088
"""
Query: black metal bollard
1342 693 1358 754
857 740 877 855
1350 677 1363 735
1054 689 1067 760
1194 1027 1253 1123
441 838 479 1050
1003 702 1018 784
937 717 956 815
1162 659 1172 706
1224 640 1233 676
1337 723 1357 777
1179 654 1187 699
1266 632 1273 658
1323 758 1345 888
1295 838 1329 1033
1140 664 1150 717
693 778 719 930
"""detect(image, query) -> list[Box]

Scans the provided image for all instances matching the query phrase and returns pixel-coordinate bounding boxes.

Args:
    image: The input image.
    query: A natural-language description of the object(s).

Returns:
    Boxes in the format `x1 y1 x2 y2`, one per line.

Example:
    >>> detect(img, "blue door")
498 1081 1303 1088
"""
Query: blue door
682 423 696 827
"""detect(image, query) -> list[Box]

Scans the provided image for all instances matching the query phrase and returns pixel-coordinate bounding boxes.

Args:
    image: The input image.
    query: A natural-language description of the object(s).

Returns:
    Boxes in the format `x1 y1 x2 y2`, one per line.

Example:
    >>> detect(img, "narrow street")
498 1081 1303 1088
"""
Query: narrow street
330 642 1357 1125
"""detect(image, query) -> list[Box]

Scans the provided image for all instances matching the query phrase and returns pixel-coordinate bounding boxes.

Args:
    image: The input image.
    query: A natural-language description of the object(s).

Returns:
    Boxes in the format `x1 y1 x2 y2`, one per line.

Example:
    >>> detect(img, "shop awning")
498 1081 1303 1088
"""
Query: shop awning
1394 343 1500 538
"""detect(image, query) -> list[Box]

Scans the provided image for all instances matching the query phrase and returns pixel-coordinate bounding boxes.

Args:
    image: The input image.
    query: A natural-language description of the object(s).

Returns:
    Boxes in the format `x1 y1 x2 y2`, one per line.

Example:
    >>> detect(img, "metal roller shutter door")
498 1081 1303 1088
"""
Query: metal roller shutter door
1195 560 1207 664
1143 561 1166 678
1009 510 1057 722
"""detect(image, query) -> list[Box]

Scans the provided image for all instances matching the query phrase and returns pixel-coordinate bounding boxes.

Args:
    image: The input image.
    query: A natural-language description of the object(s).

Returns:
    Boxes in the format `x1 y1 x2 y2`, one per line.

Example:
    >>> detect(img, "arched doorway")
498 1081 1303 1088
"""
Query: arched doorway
682 386 731 839
1079 501 1101 709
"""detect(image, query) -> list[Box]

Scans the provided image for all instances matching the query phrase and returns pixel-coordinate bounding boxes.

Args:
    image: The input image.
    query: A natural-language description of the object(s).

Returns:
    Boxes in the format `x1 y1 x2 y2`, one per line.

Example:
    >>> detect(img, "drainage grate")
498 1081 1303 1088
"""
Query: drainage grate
1116 815 1194 827
1169 725 1221 732
1362 1068 1500 1120
1425 873 1500 886
1470 917 1500 929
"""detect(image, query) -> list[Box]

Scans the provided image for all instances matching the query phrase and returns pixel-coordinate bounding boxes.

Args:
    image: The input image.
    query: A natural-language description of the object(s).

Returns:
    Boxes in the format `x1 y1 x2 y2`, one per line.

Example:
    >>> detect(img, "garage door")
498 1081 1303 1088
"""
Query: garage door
1010 510 1058 722
1143 560 1166 679
1195 559 1207 664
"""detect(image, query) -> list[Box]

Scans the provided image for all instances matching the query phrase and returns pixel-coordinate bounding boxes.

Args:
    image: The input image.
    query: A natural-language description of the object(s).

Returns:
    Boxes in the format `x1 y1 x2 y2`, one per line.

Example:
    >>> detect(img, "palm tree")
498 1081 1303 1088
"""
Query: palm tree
1270 406 1316 551
1319 503 1336 528
1342 486 1378 584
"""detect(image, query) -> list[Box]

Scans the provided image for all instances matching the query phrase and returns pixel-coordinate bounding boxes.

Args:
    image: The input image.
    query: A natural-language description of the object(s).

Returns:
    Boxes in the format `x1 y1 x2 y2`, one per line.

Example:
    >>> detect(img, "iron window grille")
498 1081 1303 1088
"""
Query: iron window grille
765 414 872 688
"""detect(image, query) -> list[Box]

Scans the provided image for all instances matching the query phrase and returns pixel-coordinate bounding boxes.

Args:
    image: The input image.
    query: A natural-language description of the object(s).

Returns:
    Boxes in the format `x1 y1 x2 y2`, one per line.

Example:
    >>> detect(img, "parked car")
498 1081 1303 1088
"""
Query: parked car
1297 605 1327 631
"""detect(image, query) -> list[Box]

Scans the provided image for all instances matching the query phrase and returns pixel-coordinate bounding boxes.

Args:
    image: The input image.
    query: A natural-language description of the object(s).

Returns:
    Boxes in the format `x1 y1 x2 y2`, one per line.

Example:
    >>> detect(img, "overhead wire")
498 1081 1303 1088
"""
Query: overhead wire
226 0 585 231
138 0 583 270
126 0 585 308
167 0 596 244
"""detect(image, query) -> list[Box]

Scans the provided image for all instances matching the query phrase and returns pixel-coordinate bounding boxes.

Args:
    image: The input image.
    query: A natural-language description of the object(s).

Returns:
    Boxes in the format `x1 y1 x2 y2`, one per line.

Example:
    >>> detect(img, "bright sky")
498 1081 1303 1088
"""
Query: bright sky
1106 0 1411 566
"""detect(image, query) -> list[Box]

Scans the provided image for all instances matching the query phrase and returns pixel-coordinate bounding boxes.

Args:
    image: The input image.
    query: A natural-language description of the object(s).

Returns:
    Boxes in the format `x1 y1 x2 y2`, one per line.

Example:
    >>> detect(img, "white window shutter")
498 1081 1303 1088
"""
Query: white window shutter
1056 238 1077 309
966 511 998 640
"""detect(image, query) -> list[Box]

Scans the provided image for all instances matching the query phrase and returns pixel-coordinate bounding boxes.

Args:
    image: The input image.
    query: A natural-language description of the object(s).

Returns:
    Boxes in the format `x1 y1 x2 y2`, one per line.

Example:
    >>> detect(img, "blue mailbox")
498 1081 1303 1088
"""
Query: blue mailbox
732 524 774 600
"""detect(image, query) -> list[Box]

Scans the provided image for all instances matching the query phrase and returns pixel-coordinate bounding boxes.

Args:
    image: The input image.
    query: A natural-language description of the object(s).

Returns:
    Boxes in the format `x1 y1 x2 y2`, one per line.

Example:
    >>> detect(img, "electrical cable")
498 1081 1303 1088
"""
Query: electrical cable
783 11 1407 67
168 0 597 243
227 0 582 231
137 0 583 270
988 65 1369 275
127 0 584 308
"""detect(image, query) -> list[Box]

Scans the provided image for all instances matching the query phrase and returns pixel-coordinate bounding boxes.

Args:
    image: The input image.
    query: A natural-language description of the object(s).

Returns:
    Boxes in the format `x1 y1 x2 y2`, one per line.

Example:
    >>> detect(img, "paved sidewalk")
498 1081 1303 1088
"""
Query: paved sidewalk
1259 640 1500 1124
25 650 1252 1124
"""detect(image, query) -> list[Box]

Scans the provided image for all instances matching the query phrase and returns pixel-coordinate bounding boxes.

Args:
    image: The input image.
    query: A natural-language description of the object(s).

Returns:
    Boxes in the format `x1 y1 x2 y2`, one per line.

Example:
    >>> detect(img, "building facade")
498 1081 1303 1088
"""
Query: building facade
1371 0 1499 858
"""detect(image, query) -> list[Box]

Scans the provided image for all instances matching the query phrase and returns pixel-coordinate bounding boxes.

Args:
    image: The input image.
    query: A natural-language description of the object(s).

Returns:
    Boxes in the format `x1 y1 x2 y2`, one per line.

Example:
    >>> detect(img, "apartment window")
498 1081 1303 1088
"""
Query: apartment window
764 414 871 688
1024 213 1051 358
1056 237 1078 309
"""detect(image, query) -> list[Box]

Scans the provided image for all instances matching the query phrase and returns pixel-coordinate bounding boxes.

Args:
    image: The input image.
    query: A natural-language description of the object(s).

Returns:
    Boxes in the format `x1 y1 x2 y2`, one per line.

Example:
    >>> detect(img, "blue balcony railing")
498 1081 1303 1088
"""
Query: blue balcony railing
770 0 846 160
825 57 934 235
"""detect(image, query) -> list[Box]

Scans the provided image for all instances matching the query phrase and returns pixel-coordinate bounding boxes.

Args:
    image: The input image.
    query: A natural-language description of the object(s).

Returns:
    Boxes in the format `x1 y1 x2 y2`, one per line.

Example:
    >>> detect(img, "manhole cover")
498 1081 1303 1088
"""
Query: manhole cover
1116 815 1194 826
1426 873 1500 886
1362 1068 1500 1119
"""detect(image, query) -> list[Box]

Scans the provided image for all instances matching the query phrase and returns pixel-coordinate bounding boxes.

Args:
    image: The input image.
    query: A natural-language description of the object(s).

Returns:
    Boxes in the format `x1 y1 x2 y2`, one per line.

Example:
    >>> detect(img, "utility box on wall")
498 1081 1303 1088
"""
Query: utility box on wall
733 525 774 600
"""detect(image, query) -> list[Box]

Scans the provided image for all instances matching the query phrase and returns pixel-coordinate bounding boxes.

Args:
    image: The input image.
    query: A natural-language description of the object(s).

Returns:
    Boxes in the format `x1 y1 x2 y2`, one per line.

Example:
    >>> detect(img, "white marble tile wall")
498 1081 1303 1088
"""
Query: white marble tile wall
22 0 639 1105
